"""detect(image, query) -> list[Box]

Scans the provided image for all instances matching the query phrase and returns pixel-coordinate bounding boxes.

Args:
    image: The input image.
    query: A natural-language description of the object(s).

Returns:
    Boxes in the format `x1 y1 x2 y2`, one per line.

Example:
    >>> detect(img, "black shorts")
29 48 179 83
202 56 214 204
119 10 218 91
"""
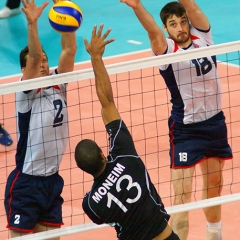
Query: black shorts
168 111 233 168
4 168 64 232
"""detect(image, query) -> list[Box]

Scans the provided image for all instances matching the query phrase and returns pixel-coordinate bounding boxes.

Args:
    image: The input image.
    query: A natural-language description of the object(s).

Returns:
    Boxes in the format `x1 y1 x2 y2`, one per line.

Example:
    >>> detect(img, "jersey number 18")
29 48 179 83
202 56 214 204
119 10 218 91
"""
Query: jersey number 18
191 57 212 76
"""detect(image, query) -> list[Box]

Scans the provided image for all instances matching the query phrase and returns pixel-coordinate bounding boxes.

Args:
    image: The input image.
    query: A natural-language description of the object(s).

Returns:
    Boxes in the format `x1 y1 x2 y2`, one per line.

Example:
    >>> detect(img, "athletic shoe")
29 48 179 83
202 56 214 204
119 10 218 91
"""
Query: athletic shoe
0 6 21 19
207 227 222 240
0 126 13 146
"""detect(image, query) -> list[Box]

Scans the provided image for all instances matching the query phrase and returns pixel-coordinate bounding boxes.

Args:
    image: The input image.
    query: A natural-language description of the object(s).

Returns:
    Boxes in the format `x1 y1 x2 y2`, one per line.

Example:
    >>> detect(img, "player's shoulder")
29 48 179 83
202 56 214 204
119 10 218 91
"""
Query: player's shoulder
50 68 58 76
84 190 91 198
190 24 212 38
82 191 92 207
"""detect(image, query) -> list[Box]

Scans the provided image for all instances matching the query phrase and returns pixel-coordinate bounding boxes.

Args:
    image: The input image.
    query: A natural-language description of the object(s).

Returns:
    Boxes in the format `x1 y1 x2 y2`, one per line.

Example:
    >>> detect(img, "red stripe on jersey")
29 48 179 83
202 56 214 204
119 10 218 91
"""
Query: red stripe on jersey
190 34 200 40
37 85 60 93
7 170 21 228
173 42 179 52
169 120 176 168
53 85 60 90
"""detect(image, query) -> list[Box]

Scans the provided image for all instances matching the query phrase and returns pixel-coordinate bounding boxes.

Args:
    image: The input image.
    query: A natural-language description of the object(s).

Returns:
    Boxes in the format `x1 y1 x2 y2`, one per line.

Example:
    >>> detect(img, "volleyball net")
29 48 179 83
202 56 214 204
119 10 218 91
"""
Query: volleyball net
1 40 240 239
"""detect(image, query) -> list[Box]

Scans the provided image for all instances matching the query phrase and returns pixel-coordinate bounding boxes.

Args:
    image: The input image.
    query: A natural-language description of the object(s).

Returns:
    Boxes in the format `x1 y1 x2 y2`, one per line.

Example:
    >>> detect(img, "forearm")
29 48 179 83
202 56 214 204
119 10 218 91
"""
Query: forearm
132 2 167 55
91 56 113 106
178 0 209 30
57 32 77 73
178 0 198 12
133 2 160 35
61 32 77 56
28 22 42 61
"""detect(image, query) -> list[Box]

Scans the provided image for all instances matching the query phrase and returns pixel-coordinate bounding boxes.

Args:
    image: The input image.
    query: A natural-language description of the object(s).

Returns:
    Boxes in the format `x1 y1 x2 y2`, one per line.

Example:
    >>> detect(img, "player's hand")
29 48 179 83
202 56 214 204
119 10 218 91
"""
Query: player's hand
52 0 71 4
120 0 140 8
21 0 49 24
84 24 115 58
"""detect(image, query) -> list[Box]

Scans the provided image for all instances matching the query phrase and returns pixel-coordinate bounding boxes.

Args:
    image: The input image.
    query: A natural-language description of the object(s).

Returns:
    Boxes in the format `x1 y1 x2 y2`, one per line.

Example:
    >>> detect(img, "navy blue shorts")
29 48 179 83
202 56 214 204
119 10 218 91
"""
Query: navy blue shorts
168 111 233 168
4 168 64 232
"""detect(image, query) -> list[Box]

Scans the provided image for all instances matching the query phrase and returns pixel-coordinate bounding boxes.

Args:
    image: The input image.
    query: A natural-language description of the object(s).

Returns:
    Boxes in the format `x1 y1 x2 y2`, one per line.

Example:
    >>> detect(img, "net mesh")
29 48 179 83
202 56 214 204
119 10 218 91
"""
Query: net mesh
0 40 240 239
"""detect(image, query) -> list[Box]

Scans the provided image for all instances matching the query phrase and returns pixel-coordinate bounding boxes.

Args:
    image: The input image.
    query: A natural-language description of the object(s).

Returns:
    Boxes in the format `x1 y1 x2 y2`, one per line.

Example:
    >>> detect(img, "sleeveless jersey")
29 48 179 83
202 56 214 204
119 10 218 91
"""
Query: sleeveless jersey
83 120 170 240
15 69 68 176
159 25 222 124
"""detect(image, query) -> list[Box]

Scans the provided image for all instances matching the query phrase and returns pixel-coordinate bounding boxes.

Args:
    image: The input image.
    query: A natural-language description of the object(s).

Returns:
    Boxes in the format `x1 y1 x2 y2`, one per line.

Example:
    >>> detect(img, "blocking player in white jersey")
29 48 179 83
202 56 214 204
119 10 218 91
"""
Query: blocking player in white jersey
120 1 232 240
74 24 179 240
4 0 77 238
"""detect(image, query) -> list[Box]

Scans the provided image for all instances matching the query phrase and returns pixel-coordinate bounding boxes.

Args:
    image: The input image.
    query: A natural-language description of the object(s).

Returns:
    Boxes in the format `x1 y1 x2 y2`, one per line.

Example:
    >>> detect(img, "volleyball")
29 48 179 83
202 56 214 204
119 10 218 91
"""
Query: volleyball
48 1 83 33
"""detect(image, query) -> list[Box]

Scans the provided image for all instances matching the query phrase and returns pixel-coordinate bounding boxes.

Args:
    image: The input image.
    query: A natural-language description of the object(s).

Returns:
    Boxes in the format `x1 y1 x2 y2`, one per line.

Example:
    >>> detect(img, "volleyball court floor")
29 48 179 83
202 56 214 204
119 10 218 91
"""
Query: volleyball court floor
0 49 240 239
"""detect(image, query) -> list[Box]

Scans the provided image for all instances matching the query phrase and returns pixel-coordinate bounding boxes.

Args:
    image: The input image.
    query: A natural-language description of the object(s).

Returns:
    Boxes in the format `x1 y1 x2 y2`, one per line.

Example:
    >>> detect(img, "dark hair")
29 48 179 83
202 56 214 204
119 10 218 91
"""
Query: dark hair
160 1 186 26
19 46 48 69
74 139 104 175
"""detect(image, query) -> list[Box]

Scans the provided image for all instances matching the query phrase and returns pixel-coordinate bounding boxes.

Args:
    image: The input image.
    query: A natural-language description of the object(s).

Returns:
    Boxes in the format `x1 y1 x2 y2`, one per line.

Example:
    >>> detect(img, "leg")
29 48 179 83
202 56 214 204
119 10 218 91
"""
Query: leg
170 167 195 240
35 223 60 240
153 224 179 240
200 157 224 240
10 223 61 239
10 230 33 238
34 174 64 240
200 157 224 222
0 0 21 18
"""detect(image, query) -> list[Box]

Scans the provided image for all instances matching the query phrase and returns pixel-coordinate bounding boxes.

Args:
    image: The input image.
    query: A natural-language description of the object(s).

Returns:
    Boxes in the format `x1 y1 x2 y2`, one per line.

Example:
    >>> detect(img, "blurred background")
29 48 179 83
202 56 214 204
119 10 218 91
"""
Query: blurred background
0 0 239 78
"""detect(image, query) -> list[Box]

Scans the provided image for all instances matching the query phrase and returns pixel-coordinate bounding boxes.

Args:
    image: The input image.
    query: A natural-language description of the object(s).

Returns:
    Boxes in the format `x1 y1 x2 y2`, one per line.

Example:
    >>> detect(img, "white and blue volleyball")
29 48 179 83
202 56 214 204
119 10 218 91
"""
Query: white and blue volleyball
49 1 83 33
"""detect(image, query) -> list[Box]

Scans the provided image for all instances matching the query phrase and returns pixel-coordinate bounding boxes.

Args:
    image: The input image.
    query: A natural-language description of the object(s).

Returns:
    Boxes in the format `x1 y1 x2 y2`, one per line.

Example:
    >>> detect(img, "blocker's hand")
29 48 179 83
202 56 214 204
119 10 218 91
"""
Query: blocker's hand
84 24 115 58
21 0 49 24
53 0 71 3
120 0 140 8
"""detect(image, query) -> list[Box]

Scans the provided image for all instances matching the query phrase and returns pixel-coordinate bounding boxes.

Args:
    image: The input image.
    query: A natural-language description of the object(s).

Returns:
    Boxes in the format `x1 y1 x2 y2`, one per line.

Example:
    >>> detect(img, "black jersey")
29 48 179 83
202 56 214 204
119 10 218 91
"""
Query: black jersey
82 119 170 240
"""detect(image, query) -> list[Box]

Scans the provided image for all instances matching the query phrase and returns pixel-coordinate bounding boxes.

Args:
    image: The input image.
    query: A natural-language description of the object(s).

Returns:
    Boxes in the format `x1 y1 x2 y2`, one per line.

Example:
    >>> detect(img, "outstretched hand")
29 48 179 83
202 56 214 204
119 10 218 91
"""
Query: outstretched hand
120 0 140 8
84 24 115 58
21 0 49 24
52 0 71 3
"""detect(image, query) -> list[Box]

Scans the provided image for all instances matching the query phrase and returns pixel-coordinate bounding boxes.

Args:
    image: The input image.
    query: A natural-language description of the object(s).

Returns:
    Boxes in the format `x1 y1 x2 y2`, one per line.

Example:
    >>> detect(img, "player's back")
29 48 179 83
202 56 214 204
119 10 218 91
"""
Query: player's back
83 156 169 240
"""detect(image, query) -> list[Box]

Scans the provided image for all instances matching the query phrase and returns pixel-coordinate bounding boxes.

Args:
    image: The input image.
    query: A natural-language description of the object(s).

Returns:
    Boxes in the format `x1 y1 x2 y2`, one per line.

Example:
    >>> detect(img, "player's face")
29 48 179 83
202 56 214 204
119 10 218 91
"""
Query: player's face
39 53 49 77
164 14 191 48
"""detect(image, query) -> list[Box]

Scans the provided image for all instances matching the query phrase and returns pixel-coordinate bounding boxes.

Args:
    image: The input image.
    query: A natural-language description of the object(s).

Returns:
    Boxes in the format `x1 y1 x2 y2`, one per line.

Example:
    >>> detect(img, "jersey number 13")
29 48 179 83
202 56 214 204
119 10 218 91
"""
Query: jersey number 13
107 174 142 213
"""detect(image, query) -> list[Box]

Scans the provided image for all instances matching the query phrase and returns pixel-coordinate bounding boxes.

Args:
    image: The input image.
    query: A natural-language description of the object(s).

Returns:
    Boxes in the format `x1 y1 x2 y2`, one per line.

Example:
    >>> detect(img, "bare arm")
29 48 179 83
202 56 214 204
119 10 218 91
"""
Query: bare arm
57 32 77 73
179 0 210 30
121 0 167 55
21 0 49 81
84 25 120 125
53 0 77 73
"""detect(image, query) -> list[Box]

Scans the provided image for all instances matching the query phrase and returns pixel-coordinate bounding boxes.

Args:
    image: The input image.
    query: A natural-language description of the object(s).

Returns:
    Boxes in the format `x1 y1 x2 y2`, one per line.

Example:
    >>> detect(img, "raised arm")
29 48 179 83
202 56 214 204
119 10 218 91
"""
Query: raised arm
178 0 209 30
21 0 49 80
84 25 120 125
121 0 167 55
57 32 77 73
54 0 77 73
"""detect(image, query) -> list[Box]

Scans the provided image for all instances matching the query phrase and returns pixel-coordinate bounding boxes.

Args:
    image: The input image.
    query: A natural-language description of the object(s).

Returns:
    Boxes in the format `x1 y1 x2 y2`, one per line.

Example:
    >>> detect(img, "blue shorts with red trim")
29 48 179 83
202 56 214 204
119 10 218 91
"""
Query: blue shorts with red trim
168 111 233 168
4 168 64 232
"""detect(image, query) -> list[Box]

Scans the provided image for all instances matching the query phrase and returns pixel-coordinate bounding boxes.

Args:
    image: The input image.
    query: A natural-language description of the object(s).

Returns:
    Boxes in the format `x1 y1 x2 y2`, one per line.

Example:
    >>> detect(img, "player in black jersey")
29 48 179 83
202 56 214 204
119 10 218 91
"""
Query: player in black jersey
74 24 179 240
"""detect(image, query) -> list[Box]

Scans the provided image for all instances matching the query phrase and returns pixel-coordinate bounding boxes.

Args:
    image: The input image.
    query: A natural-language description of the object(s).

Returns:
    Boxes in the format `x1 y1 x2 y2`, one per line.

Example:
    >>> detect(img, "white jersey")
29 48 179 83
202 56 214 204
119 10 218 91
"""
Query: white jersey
159 25 222 124
15 69 68 176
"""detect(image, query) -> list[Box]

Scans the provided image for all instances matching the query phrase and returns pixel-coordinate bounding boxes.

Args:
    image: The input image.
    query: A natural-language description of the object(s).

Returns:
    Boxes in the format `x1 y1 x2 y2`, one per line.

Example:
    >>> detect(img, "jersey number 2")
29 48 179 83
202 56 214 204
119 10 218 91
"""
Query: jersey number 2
53 99 64 127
